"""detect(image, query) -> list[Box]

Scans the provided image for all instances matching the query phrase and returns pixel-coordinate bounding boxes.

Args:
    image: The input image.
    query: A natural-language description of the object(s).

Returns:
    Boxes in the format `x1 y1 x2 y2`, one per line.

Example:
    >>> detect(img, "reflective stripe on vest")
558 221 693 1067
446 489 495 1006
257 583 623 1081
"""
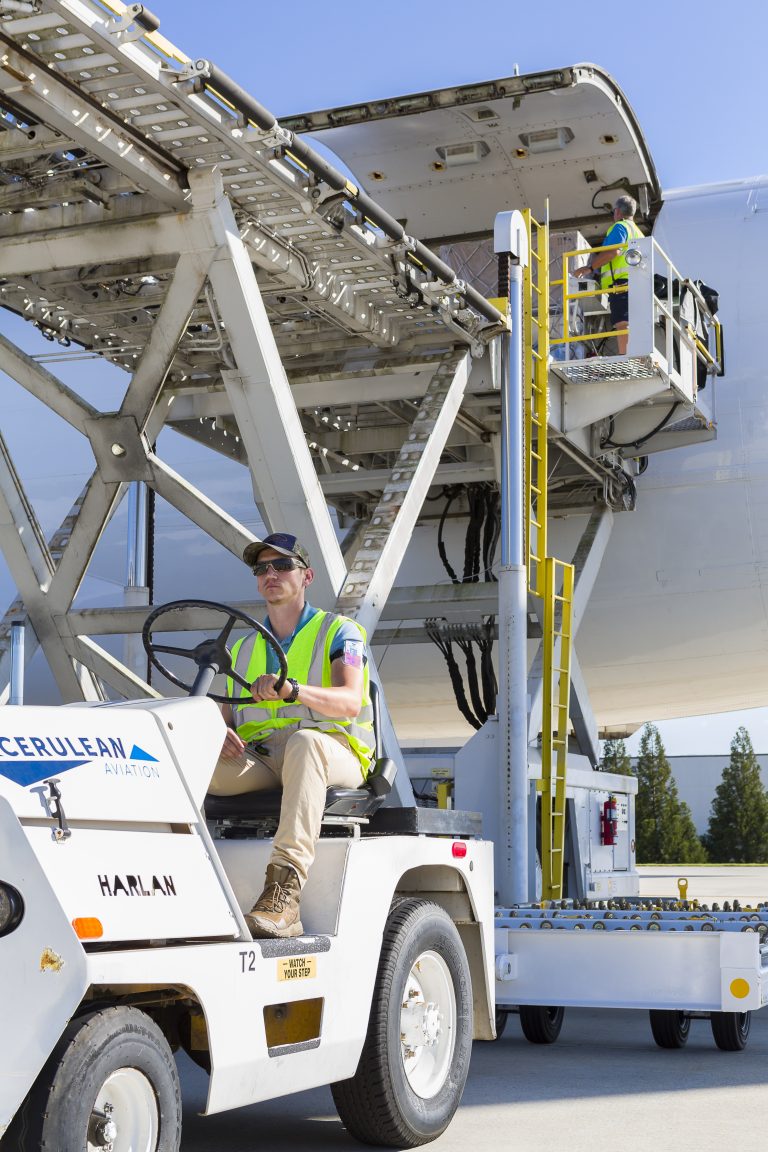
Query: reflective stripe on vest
226 610 374 776
599 219 643 290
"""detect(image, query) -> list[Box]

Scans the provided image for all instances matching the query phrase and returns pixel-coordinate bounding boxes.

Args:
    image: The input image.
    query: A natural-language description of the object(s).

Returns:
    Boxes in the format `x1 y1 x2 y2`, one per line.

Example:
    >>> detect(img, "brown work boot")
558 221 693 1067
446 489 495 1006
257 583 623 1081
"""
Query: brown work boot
245 863 303 938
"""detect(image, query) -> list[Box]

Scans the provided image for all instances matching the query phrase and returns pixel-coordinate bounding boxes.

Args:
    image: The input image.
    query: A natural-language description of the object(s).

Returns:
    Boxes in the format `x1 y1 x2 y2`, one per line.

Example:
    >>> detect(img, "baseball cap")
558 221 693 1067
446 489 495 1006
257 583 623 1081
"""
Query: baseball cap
243 532 310 568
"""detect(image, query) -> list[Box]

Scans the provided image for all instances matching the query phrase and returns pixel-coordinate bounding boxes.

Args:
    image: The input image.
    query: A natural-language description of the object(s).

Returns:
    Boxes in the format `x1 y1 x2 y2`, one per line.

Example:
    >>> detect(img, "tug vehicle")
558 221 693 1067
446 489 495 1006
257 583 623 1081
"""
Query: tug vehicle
0 601 495 1149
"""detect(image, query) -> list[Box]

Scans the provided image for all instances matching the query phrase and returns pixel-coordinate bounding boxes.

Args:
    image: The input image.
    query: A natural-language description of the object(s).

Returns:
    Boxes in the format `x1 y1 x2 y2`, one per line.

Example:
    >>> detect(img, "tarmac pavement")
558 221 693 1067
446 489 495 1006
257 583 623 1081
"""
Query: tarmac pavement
178 866 768 1152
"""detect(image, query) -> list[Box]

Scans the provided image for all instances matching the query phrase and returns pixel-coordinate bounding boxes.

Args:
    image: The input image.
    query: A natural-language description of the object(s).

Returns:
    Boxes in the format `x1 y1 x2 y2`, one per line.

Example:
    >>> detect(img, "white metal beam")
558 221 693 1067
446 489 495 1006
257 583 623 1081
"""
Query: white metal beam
338 351 472 636
0 332 97 431
119 250 217 430
147 454 257 559
0 214 190 277
196 168 345 603
0 433 101 698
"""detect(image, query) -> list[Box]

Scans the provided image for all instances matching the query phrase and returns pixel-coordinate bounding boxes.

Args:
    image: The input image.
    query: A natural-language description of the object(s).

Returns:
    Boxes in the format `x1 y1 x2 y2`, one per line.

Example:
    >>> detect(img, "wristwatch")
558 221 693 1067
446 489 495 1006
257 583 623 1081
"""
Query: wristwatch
283 677 300 704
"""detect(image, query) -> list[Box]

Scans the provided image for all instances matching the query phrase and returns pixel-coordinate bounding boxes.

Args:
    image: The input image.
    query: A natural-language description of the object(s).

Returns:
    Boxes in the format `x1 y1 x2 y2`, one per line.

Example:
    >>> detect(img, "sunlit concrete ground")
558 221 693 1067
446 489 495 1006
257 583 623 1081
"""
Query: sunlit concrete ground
178 867 768 1152
178 1010 768 1152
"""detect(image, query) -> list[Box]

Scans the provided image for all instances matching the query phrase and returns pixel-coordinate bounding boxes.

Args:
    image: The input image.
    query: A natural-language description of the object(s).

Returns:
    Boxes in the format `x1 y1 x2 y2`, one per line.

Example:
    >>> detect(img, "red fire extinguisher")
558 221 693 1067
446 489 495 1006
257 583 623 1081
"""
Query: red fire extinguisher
600 795 618 845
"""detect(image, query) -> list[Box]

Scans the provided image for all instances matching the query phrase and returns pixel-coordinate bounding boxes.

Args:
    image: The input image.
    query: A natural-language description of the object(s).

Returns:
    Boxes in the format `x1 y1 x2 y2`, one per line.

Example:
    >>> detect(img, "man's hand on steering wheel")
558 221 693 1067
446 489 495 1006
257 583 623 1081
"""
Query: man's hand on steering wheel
249 673 293 702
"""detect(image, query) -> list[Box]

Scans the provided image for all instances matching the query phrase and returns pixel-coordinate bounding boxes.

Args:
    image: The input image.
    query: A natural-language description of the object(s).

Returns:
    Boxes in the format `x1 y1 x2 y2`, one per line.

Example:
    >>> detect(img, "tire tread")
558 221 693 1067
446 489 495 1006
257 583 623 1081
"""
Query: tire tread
332 898 471 1148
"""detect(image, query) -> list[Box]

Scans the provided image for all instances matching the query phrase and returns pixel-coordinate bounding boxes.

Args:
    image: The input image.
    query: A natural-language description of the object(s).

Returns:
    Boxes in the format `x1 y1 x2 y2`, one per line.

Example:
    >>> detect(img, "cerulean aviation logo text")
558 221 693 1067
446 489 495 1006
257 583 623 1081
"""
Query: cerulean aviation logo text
0 734 158 788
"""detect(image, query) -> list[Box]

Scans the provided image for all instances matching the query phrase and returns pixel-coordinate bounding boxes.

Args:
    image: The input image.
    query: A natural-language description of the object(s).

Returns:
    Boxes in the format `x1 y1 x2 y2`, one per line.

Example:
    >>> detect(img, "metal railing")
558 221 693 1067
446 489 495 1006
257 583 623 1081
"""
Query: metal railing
540 557 574 901
551 237 723 397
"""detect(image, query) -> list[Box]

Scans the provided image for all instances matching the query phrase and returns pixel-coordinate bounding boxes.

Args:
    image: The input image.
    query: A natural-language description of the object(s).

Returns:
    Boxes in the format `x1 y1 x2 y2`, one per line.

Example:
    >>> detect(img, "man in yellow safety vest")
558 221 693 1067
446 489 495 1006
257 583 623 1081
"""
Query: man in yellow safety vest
209 532 374 938
574 194 644 355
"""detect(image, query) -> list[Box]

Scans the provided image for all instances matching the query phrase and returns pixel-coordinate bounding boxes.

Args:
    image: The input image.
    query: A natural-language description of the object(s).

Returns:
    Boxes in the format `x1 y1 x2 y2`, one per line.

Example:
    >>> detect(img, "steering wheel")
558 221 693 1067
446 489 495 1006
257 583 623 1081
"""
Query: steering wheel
141 599 288 704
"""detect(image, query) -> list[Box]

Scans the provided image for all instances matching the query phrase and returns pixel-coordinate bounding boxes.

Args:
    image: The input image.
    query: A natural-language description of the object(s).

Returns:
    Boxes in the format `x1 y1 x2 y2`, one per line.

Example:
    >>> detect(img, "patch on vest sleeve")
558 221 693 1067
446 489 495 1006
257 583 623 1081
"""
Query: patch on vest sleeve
342 640 363 668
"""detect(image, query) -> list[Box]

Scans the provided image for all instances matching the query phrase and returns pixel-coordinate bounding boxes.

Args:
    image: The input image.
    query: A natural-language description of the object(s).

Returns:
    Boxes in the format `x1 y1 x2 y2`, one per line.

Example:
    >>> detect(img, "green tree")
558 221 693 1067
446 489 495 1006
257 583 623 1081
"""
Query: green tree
705 727 768 862
600 736 633 775
634 723 707 863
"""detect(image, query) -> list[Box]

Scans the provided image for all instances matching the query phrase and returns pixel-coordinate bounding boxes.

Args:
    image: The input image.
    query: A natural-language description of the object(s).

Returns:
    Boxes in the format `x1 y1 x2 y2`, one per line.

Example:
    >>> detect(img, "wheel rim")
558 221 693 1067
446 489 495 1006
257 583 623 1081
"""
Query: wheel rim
399 949 457 1100
88 1068 160 1152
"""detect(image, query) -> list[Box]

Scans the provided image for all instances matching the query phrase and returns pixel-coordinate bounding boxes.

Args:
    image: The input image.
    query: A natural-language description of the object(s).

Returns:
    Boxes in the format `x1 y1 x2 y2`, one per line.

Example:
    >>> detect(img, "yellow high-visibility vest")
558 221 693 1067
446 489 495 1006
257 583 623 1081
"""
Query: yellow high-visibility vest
226 610 374 776
599 219 643 290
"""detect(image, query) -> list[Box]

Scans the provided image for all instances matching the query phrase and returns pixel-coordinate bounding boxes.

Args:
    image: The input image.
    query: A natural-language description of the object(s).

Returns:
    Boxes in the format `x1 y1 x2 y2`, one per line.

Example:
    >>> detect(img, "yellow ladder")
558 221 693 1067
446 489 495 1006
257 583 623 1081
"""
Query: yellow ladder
541 556 574 900
523 209 549 599
521 209 575 901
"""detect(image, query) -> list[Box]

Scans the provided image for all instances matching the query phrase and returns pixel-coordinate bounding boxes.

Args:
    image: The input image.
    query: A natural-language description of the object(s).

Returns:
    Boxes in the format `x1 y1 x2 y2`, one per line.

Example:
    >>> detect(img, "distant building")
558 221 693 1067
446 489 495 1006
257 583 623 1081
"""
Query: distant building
631 755 768 835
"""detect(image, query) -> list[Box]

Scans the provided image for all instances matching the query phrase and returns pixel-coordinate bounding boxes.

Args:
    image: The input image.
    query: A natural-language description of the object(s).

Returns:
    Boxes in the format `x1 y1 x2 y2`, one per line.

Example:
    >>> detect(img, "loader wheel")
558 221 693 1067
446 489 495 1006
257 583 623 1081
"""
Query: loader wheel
332 898 472 1147
8 1006 181 1151
710 1010 751 1051
649 1009 691 1049
518 1005 565 1044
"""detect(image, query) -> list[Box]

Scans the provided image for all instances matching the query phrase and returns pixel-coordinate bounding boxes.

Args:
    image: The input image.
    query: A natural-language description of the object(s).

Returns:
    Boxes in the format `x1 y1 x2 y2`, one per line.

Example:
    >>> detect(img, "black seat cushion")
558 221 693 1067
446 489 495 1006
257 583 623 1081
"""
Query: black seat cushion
204 785 375 822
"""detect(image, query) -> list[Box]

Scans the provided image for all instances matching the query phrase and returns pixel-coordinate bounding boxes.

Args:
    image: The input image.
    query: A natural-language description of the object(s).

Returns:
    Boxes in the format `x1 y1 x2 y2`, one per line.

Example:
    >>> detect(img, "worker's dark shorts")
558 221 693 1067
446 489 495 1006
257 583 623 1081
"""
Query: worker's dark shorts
609 280 629 325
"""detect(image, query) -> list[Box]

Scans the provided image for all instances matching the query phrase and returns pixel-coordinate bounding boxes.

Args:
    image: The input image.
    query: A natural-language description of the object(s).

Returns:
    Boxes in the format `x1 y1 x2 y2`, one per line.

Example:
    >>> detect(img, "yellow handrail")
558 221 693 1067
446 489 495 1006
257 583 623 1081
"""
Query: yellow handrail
541 557 574 901
522 209 549 598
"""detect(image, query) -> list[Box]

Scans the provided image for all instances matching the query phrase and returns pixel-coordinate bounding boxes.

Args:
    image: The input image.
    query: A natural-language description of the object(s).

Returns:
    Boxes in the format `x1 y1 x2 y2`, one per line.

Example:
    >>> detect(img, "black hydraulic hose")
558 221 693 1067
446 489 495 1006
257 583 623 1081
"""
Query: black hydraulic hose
479 619 498 715
437 487 461 584
463 485 485 583
426 621 481 731
457 637 486 725
601 401 681 450
195 62 504 325
482 487 500 582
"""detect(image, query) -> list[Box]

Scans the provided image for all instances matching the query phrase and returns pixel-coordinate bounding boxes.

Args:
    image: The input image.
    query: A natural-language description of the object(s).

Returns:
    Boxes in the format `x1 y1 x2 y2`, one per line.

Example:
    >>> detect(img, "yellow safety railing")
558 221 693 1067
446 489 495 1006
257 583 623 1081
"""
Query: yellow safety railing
540 556 575 901
550 238 723 380
549 241 633 355
522 209 549 598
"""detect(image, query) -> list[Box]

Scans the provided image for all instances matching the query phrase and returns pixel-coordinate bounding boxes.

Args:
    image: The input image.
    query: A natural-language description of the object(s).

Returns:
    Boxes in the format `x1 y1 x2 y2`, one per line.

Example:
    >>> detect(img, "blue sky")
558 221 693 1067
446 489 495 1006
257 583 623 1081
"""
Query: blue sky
155 0 766 190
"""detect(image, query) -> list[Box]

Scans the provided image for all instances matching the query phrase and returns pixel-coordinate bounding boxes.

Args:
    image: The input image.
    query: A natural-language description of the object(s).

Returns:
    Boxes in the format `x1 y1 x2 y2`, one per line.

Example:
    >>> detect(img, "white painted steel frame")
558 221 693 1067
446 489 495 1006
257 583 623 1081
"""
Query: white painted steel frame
495 926 768 1012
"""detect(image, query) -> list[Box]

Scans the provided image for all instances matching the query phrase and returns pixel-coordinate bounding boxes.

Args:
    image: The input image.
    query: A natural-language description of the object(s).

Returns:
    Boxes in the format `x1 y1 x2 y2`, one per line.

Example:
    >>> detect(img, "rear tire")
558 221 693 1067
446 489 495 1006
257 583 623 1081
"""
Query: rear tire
518 1005 565 1044
494 1009 509 1040
7 1006 181 1151
710 1011 751 1051
332 898 472 1147
649 1009 691 1049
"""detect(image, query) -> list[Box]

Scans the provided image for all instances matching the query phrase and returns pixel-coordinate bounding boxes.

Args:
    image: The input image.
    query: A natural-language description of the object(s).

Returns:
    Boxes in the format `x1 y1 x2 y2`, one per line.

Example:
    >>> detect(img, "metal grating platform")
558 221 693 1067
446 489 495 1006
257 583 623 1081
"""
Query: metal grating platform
552 355 660 384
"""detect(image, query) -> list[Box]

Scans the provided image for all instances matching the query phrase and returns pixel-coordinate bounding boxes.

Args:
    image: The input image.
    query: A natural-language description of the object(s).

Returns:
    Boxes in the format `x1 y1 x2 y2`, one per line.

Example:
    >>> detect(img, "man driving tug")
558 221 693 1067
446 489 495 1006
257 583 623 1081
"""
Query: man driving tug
209 533 374 938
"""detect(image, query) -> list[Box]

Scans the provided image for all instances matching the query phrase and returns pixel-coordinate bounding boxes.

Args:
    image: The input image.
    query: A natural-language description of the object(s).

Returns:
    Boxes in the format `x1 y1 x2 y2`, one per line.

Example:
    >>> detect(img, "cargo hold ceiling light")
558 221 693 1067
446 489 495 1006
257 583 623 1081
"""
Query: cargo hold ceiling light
518 127 574 154
435 140 490 168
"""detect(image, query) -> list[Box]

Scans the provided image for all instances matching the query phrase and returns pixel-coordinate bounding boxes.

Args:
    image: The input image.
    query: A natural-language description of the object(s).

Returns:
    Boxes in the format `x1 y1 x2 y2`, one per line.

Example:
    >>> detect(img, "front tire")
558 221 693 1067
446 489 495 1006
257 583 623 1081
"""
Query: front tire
332 898 473 1147
649 1009 691 1049
710 1010 751 1051
8 1006 181 1151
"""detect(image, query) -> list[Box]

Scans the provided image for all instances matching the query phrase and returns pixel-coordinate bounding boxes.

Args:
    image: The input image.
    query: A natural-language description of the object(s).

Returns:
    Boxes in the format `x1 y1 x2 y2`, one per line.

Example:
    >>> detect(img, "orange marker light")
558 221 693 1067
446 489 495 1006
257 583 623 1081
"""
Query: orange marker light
72 917 104 940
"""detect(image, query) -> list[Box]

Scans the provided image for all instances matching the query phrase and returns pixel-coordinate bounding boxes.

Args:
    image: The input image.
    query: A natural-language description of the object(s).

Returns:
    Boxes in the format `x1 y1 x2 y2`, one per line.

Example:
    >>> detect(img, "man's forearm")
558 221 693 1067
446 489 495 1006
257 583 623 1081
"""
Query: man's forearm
288 681 362 718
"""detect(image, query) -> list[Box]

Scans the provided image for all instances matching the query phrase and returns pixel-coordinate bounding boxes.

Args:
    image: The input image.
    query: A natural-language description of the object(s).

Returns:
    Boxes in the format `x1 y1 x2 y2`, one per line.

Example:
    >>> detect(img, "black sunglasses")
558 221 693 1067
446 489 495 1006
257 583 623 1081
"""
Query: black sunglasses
252 557 306 576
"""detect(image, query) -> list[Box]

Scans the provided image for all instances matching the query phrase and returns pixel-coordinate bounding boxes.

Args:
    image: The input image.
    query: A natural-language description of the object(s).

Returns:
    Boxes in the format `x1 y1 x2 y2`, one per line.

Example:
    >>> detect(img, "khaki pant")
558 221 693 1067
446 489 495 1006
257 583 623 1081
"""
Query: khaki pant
209 727 364 885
